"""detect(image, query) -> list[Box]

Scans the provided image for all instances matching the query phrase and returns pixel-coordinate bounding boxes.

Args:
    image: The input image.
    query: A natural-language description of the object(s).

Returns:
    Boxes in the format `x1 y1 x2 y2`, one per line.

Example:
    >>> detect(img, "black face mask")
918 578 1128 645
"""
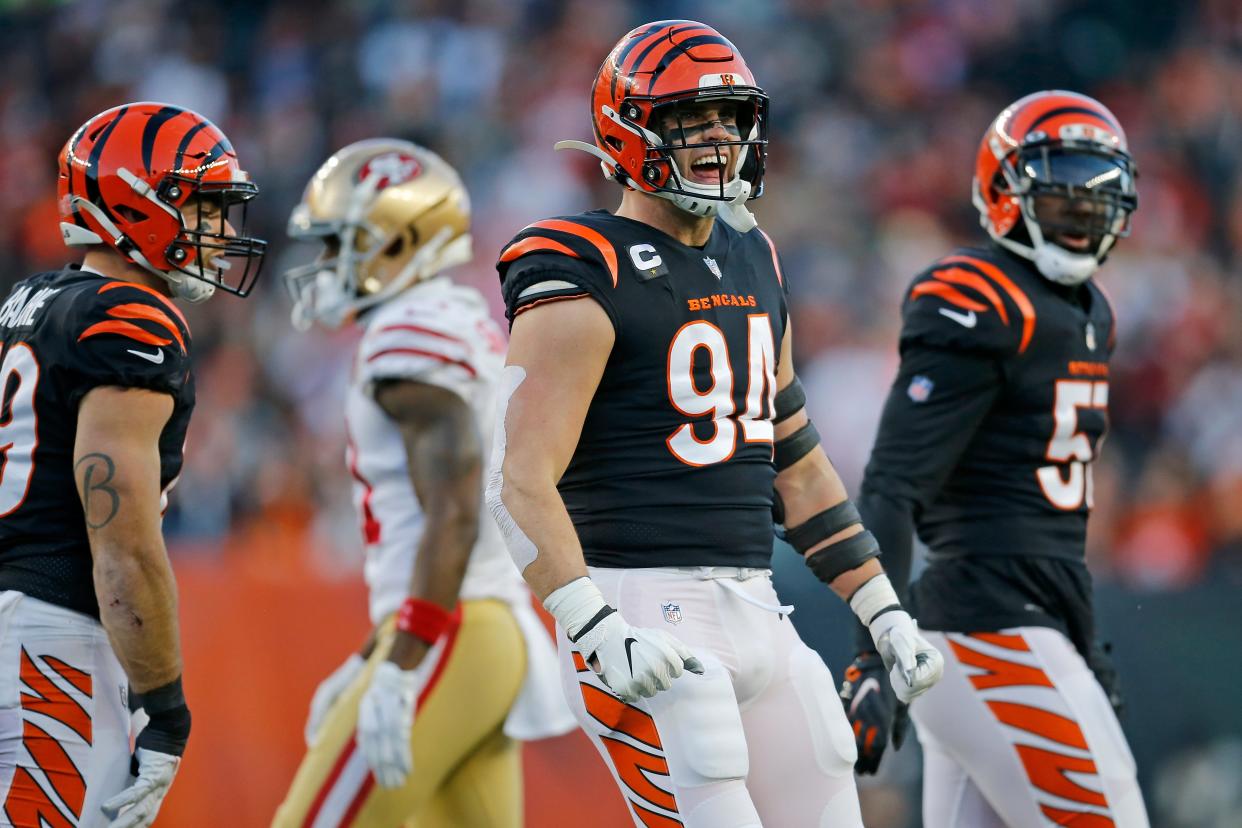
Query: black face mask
1016 145 1138 243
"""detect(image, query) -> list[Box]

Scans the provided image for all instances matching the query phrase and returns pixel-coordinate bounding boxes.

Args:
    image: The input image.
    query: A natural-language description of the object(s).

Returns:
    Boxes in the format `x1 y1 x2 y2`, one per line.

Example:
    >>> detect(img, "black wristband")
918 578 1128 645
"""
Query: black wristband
805 530 881 585
774 420 820 471
134 676 191 758
773 376 807 424
784 500 863 553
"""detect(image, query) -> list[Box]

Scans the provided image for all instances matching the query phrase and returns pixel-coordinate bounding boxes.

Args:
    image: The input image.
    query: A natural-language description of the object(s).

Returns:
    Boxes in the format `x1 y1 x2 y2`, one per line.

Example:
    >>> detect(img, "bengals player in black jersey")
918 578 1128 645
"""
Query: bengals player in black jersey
488 21 941 827
840 91 1150 827
0 103 264 827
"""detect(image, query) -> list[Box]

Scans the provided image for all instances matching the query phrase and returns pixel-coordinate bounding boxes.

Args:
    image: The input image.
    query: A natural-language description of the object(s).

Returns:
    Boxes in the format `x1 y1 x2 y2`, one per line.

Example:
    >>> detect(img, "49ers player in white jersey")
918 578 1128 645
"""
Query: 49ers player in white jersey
272 139 573 827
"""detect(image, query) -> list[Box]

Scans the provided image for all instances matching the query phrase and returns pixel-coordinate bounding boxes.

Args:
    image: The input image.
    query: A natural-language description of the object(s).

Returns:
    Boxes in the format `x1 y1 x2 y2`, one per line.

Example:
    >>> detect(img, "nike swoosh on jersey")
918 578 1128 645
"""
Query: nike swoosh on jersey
938 307 977 328
127 347 165 364
624 637 637 676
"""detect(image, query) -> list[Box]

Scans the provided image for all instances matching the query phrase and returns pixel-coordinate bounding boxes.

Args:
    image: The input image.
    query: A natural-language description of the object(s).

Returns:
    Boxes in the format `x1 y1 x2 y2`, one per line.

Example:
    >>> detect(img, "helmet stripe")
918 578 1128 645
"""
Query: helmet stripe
1026 106 1119 134
613 28 674 101
140 105 183 175
172 120 210 174
83 105 129 214
646 35 735 94
623 24 702 92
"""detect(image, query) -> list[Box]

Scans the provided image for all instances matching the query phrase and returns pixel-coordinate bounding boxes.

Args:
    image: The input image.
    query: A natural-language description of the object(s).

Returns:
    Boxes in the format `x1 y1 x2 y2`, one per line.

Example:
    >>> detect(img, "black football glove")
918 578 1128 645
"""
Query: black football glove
839 652 910 775
1087 640 1125 720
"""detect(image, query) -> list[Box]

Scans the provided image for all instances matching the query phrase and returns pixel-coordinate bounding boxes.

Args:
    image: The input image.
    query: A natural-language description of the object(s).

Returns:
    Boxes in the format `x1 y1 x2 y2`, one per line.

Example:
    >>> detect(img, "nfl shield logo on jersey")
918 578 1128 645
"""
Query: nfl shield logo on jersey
662 602 683 625
1085 322 1097 351
703 257 723 279
907 375 935 403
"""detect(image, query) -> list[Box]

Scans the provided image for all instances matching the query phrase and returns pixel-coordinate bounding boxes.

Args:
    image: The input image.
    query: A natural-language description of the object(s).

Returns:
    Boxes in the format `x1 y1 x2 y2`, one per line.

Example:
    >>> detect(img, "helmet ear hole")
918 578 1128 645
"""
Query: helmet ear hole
114 204 148 223
605 136 624 152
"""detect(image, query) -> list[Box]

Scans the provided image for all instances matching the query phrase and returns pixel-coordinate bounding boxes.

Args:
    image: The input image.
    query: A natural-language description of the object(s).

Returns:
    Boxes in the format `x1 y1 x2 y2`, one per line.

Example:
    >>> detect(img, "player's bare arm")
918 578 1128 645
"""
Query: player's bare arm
373 379 482 669
488 296 702 702
770 320 943 704
491 297 612 600
76 386 181 691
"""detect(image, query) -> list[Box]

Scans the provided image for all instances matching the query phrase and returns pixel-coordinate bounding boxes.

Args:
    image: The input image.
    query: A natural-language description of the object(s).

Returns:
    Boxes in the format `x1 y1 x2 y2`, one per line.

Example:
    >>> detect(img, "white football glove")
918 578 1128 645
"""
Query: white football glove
357 659 430 789
545 577 703 703
101 748 179 828
850 575 944 704
305 653 365 746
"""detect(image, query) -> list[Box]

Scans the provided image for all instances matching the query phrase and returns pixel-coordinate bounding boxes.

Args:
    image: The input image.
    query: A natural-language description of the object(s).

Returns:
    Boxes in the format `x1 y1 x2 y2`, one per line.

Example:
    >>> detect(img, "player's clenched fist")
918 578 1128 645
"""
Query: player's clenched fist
545 577 703 702
850 575 943 703
839 652 909 774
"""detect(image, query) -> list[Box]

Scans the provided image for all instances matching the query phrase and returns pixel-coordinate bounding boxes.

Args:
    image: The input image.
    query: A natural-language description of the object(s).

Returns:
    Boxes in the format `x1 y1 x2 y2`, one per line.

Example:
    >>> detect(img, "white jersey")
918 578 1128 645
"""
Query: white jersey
346 276 525 625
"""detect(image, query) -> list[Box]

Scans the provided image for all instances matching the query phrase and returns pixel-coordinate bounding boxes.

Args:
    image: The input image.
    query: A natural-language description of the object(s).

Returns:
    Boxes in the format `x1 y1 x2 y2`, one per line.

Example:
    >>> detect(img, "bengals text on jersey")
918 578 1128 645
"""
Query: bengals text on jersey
497 209 788 569
0 266 193 618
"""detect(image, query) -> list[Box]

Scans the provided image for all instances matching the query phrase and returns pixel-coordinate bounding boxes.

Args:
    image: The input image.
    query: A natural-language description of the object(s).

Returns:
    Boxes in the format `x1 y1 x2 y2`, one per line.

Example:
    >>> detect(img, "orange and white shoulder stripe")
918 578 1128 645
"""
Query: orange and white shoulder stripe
78 280 191 354
911 254 1037 353
498 218 620 288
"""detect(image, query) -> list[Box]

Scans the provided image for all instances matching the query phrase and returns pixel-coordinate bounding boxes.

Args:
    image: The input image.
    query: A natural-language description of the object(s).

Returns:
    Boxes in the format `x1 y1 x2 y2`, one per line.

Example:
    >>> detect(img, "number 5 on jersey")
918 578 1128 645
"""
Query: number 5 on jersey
666 315 776 466
1038 379 1107 510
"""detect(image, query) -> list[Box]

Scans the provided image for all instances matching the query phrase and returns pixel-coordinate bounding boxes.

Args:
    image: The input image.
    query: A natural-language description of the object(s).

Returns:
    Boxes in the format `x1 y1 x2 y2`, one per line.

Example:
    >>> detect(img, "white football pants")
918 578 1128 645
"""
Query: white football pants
913 627 1149 827
0 591 132 828
557 566 862 828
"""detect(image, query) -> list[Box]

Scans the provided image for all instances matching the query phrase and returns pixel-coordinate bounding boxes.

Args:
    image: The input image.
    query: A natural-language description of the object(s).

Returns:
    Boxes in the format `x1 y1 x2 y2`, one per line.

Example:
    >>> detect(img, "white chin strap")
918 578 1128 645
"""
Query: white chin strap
974 185 1112 287
61 168 221 303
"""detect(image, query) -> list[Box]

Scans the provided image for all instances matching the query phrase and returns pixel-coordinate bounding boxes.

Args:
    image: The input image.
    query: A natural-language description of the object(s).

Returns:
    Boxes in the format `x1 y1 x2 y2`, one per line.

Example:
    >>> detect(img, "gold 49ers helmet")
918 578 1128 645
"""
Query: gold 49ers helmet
284 139 472 329
555 20 768 231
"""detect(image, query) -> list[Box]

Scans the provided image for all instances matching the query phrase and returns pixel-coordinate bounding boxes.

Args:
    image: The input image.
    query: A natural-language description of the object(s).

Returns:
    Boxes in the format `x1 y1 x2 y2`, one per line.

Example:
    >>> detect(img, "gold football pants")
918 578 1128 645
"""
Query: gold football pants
272 599 527 827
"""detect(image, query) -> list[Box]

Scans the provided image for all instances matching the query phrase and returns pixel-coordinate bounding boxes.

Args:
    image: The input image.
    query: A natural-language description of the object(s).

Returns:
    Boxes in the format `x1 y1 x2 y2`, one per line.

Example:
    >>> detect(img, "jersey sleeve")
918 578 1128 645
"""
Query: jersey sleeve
853 341 1003 649
496 219 622 330
899 253 1035 358
356 303 482 398
63 281 193 407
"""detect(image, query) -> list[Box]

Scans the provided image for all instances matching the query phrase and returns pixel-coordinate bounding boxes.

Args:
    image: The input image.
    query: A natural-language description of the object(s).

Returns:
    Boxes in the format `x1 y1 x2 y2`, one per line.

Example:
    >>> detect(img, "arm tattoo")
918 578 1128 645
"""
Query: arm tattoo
75 452 120 529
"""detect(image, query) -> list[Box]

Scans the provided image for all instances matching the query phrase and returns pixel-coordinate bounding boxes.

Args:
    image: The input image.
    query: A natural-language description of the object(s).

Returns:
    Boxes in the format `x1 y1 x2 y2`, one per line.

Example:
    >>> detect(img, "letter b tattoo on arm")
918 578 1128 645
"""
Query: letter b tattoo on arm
75 452 120 529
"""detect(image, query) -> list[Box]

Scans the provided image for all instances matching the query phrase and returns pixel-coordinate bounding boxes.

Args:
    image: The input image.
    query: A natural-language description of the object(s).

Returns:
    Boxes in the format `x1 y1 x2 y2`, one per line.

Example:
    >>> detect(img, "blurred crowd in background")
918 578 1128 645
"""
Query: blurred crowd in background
2 0 1240 825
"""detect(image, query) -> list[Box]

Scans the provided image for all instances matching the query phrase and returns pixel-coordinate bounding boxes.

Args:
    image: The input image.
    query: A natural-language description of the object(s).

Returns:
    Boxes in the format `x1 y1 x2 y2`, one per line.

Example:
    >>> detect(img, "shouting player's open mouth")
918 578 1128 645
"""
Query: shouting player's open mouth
687 152 730 185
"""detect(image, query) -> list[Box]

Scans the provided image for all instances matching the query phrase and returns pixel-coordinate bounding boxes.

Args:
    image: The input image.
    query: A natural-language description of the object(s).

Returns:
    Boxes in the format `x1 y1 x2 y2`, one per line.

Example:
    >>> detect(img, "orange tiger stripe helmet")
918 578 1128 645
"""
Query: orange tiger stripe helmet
58 102 267 302
973 90 1138 285
558 21 768 230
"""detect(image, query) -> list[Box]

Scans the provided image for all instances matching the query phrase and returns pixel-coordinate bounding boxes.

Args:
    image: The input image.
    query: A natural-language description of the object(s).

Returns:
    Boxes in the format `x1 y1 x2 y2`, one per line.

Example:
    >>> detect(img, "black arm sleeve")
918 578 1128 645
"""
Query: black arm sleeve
851 343 1003 652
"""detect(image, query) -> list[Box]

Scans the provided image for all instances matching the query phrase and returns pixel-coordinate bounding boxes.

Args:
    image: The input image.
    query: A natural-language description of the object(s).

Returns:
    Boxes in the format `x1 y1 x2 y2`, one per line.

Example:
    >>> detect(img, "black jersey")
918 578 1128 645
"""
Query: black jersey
857 244 1114 644
498 210 788 569
0 266 194 618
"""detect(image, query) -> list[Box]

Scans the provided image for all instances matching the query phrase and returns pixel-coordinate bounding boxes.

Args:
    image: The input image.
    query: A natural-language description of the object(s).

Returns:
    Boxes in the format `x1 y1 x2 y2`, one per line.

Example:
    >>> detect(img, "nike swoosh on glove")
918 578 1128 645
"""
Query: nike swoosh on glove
357 658 433 789
583 611 704 702
868 610 944 704
544 577 703 704
101 748 179 828
305 653 366 746
839 652 910 774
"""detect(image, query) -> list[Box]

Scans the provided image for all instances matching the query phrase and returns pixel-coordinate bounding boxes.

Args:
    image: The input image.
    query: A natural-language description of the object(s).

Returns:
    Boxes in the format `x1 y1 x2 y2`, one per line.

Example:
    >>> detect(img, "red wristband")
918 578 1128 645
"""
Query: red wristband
395 598 459 645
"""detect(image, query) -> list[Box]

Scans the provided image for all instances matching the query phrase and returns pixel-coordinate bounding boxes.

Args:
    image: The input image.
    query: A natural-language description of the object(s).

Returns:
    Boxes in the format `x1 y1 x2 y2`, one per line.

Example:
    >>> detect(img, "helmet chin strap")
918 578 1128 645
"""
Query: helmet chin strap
994 209 1100 286
65 196 217 302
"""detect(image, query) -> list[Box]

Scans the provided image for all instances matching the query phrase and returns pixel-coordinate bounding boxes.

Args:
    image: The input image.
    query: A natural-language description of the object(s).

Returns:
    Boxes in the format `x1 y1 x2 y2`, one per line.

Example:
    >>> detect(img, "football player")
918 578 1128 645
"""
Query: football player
0 103 266 827
488 21 943 828
841 91 1150 826
272 139 573 828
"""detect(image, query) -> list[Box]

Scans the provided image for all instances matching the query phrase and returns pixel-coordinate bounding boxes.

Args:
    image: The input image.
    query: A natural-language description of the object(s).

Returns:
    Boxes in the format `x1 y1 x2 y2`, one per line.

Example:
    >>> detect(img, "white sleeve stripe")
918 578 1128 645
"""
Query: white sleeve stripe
365 347 477 378
517 280 581 300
